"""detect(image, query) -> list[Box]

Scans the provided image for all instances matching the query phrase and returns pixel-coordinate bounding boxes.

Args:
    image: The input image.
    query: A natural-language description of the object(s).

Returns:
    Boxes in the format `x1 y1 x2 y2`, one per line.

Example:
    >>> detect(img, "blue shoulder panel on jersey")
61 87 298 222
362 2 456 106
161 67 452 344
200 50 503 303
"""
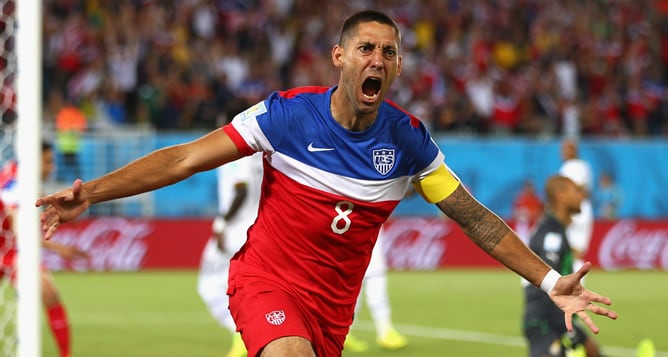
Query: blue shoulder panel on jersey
256 87 440 180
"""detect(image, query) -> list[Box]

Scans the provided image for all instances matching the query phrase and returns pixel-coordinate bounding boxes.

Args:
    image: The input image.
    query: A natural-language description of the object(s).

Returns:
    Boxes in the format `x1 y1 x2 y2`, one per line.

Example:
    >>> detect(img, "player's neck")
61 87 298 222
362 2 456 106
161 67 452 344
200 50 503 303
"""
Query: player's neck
549 209 572 226
330 87 378 131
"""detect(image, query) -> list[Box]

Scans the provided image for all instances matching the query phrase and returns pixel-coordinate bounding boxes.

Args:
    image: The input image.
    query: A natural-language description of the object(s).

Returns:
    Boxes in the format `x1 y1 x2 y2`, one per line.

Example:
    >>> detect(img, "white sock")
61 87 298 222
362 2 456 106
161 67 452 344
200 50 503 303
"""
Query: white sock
364 274 392 337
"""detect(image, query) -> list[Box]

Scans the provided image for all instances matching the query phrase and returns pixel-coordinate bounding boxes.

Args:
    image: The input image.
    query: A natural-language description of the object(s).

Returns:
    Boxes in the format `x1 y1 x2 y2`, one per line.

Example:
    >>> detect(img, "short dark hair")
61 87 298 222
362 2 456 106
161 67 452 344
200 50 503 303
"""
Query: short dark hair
338 10 401 48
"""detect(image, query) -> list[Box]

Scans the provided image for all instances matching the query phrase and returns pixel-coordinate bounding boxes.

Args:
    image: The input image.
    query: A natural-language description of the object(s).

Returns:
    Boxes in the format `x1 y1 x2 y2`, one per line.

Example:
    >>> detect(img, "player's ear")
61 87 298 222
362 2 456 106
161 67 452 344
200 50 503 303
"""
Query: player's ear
332 45 344 69
396 54 403 76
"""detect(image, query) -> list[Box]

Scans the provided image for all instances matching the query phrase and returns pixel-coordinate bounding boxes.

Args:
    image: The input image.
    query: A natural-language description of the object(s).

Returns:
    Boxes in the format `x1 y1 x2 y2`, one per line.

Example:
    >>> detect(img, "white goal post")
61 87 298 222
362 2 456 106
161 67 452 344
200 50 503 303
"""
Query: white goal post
16 0 43 356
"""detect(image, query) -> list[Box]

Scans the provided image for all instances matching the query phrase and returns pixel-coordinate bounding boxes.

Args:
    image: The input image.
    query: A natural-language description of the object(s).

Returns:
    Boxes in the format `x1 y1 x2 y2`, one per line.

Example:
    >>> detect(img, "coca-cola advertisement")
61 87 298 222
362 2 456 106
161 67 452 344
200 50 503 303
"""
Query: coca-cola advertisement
383 217 668 271
42 217 668 271
44 217 211 271
593 220 668 270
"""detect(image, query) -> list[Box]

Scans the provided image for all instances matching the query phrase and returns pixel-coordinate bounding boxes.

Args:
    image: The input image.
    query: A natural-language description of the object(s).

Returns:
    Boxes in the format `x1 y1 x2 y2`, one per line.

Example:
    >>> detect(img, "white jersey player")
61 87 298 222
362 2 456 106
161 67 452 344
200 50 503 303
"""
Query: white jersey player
347 225 408 351
559 138 593 273
197 152 264 357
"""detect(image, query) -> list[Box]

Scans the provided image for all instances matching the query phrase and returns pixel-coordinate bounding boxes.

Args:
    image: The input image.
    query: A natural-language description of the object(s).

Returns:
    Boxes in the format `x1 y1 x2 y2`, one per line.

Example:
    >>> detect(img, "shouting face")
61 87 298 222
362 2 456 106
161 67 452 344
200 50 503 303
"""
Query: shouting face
331 20 402 125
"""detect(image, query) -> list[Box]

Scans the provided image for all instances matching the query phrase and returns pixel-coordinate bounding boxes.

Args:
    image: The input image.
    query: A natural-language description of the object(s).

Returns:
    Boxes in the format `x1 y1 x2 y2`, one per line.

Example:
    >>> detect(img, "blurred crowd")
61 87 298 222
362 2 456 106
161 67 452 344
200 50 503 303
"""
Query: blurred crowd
4 0 668 136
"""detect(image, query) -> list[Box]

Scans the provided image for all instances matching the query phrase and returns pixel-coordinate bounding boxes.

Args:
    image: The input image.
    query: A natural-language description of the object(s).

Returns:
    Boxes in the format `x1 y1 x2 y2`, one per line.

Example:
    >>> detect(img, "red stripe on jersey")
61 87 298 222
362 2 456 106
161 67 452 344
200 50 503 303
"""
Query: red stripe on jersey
278 86 329 98
223 124 255 156
385 99 421 128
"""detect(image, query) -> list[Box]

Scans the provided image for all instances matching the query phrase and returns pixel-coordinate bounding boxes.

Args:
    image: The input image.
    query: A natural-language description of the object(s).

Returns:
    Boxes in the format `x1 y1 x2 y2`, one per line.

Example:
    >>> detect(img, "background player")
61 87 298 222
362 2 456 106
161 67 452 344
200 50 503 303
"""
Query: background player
559 138 594 277
344 225 408 352
0 141 87 357
36 10 617 357
522 175 602 357
197 152 263 357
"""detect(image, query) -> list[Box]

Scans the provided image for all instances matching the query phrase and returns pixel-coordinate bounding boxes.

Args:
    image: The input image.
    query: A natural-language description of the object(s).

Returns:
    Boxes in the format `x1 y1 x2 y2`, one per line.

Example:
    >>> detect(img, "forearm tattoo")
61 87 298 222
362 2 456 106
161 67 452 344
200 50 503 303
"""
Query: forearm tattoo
436 185 510 253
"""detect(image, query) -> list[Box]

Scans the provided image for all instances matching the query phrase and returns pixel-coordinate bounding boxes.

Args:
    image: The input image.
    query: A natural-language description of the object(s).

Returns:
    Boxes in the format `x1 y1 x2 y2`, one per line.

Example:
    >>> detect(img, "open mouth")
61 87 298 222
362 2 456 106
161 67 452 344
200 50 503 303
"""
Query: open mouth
362 77 381 100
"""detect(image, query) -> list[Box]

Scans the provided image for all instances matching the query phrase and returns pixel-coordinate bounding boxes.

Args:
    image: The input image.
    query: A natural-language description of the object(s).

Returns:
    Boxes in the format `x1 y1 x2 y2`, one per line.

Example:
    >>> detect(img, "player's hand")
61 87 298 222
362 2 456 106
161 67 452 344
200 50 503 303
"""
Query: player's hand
35 179 90 240
549 261 618 334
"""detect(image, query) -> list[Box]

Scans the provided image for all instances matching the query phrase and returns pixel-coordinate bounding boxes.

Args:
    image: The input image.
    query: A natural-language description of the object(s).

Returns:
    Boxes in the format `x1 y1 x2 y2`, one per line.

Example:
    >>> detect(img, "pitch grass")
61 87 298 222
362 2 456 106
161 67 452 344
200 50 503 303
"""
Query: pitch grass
37 269 667 357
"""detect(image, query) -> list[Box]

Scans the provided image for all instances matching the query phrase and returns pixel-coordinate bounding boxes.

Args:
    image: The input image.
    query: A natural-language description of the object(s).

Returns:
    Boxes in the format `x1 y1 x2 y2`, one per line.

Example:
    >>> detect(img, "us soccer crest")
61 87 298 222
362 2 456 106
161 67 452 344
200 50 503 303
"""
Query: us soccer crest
373 148 395 175
265 310 286 325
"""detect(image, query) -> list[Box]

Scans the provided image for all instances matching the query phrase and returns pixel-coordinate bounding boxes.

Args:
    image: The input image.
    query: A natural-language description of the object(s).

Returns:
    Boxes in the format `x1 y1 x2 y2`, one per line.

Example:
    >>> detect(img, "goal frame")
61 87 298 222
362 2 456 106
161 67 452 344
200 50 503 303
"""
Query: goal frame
15 0 43 356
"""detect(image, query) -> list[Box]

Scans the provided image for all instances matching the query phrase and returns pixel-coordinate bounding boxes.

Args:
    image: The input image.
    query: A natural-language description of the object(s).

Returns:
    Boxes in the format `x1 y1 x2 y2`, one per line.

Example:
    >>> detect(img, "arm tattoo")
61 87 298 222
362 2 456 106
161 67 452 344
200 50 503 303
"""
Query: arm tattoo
436 185 510 253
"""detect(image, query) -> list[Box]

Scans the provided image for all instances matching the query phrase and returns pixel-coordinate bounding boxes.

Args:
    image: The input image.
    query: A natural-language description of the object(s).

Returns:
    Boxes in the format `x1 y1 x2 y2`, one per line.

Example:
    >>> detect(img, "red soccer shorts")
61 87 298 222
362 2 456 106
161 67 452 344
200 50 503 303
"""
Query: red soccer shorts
0 249 47 284
228 279 346 357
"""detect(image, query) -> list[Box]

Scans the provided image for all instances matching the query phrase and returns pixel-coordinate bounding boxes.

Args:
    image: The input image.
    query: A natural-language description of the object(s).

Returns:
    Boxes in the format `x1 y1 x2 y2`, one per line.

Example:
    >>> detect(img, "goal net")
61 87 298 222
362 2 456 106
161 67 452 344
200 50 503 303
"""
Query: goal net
0 1 19 355
1 0 43 356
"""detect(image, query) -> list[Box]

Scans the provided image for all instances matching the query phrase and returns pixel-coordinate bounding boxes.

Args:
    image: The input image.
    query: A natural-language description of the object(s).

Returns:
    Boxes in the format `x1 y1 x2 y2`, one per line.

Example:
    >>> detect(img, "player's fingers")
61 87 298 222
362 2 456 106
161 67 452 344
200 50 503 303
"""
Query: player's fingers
564 313 574 332
585 290 612 305
70 179 83 198
573 261 592 281
35 194 57 207
44 222 58 240
576 310 599 334
587 303 618 319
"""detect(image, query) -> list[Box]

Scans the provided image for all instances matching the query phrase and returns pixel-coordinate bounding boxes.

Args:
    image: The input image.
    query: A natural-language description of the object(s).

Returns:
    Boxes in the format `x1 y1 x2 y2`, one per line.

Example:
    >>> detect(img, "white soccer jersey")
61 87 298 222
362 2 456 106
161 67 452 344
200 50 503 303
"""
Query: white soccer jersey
559 158 592 191
216 153 264 253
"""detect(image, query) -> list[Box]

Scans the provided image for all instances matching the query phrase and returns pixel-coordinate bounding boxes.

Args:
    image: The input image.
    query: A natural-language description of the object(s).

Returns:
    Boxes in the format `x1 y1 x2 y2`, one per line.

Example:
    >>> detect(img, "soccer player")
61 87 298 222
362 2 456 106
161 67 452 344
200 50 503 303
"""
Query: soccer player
522 175 602 357
345 225 408 352
1 141 87 357
36 10 617 357
197 153 263 357
559 138 594 276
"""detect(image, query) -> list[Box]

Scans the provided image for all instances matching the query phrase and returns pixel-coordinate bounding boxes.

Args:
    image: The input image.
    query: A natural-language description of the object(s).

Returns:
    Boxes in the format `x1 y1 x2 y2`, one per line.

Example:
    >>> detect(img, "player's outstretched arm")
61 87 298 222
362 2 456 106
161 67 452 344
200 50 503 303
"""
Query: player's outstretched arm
36 128 243 239
549 261 618 333
435 184 617 333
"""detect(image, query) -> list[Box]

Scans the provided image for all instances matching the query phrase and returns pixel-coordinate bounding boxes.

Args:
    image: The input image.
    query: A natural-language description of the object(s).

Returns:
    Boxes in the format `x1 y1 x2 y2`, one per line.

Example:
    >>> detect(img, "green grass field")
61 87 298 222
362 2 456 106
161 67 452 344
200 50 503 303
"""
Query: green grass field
30 269 668 356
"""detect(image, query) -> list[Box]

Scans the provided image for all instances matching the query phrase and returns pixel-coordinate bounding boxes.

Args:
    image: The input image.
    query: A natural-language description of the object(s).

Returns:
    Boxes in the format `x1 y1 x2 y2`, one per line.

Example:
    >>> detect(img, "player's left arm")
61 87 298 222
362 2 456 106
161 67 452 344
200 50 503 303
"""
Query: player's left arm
414 163 617 332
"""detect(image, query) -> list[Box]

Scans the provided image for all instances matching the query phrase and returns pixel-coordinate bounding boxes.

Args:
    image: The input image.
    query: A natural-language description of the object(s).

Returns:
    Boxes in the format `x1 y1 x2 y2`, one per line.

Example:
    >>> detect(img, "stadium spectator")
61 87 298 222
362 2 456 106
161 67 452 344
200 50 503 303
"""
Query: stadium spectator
594 172 623 221
522 175 603 357
36 10 617 357
0 141 88 357
512 179 544 244
31 0 666 137
54 97 87 182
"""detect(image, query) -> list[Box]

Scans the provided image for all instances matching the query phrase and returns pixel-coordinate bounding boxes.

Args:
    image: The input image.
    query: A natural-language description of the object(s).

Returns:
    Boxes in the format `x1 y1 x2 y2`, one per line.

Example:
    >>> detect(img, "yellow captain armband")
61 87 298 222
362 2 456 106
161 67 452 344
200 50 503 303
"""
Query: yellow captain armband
413 163 460 203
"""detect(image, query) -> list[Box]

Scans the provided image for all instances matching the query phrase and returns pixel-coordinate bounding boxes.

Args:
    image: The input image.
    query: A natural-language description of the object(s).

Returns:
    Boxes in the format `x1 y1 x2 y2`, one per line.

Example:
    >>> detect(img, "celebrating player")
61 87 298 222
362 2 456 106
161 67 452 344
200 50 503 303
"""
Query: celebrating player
36 10 617 357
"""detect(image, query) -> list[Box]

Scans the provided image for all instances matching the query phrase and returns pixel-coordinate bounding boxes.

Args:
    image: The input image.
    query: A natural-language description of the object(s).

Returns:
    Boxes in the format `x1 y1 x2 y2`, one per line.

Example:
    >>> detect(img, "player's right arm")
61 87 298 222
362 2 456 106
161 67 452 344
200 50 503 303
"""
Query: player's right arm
36 128 244 239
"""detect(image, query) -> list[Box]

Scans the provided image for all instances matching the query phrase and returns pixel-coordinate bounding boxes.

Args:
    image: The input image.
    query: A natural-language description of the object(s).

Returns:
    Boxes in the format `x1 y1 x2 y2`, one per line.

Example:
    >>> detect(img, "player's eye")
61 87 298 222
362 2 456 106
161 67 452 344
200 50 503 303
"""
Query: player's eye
383 48 397 59
359 45 373 53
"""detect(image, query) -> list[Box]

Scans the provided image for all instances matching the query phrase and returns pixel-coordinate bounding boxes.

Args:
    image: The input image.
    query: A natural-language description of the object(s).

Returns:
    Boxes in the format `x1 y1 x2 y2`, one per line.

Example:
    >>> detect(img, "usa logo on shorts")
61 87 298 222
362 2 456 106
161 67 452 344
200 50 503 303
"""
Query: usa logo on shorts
265 310 286 325
373 148 395 176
